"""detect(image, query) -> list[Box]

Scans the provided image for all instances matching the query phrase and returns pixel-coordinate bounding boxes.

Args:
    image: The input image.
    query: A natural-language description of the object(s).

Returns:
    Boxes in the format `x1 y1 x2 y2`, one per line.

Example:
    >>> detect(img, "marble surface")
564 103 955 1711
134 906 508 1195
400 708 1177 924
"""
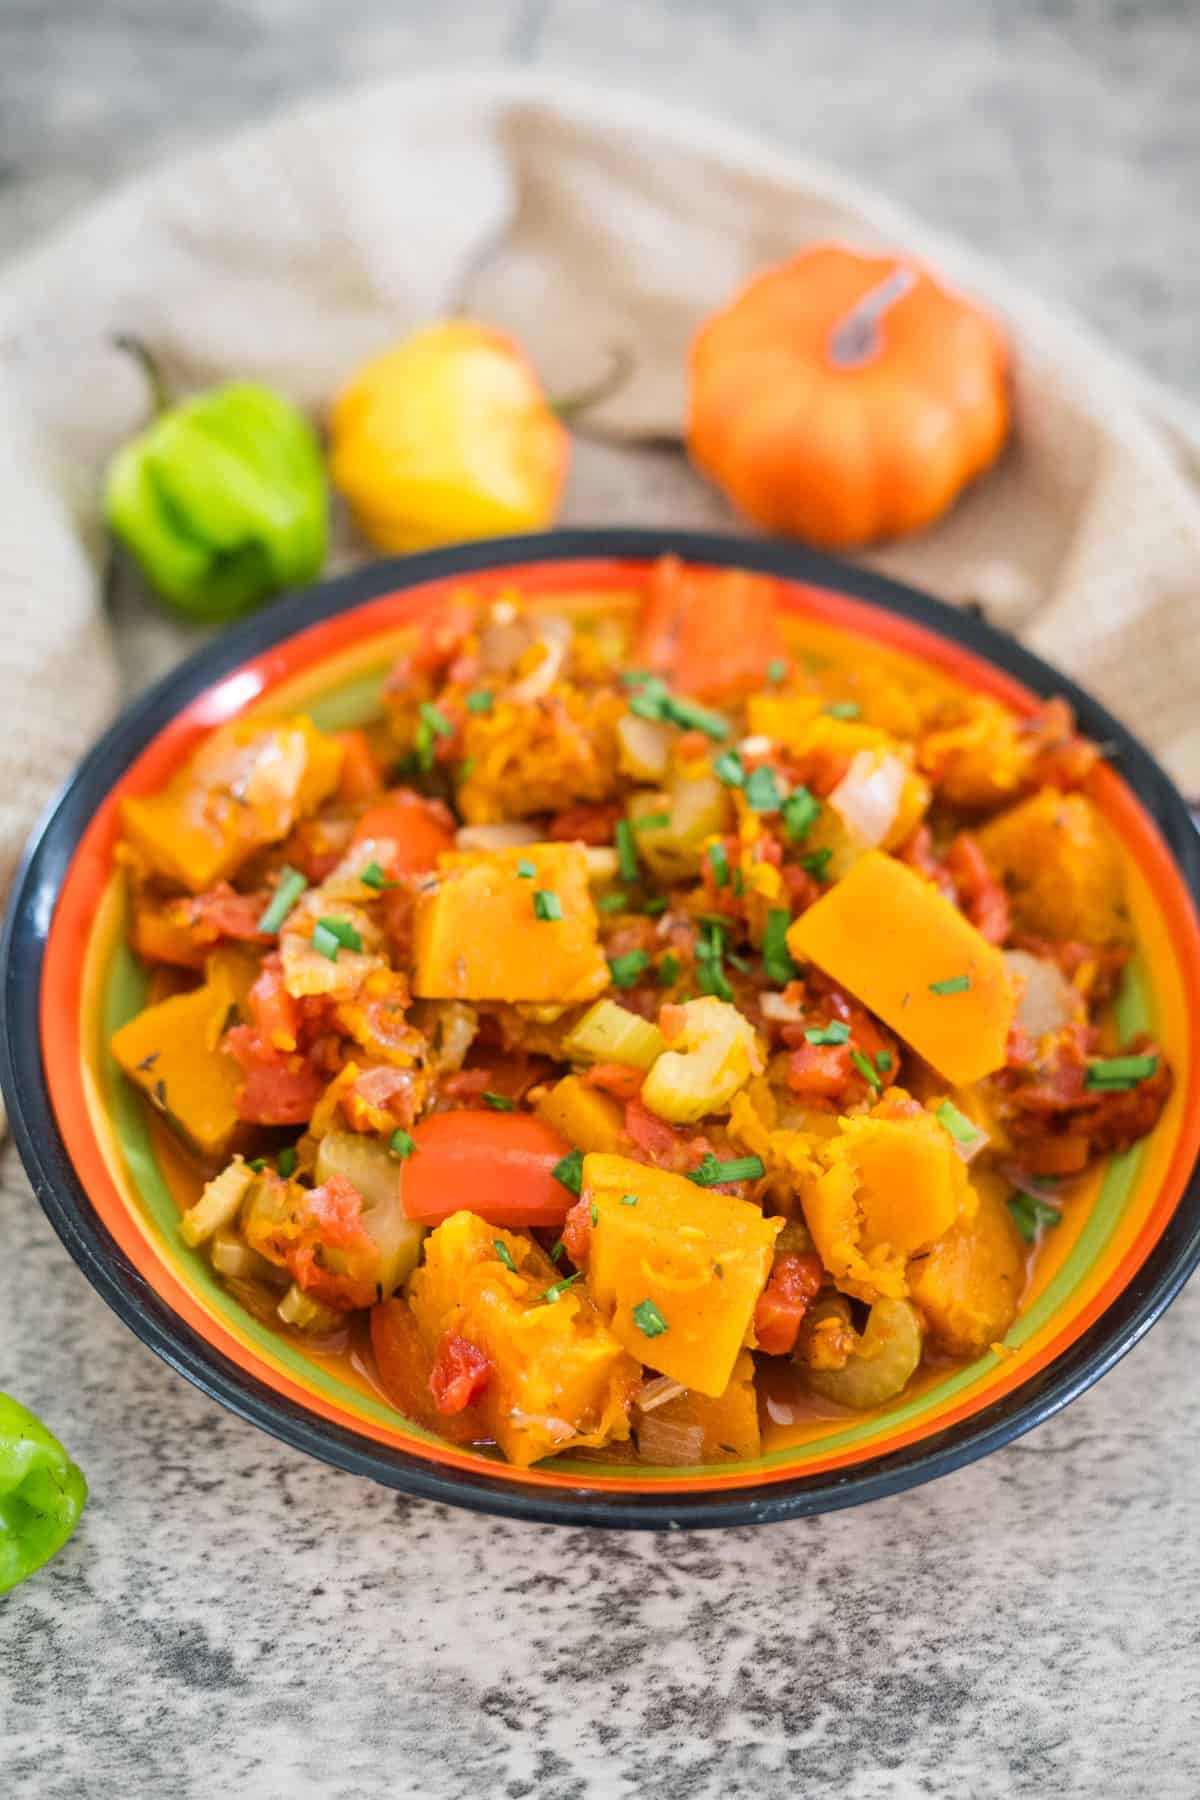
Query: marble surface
3 5 1199 1797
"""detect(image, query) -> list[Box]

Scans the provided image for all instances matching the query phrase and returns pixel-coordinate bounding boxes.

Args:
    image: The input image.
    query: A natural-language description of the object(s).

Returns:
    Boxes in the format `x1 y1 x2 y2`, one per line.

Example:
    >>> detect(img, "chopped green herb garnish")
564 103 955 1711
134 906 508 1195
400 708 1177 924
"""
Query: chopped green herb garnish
1008 1193 1061 1242
533 889 563 921
625 675 730 740
609 949 651 989
766 657 788 684
633 812 671 832
727 950 751 973
658 952 681 987
311 922 343 961
744 766 782 813
247 1158 266 1173
805 1020 850 1046
627 675 670 721
695 920 734 1002
689 1153 765 1187
850 1048 882 1090
541 1272 584 1304
550 1238 566 1263
929 974 971 996
824 701 861 719
632 1299 668 1337
419 700 454 739
713 750 746 788
707 841 730 888
875 1049 894 1073
781 786 820 843
620 1194 639 1206
277 1147 297 1178
620 669 656 688
642 896 668 916
257 866 307 935
590 1201 599 1226
615 818 638 883
465 689 494 714
663 695 729 740
551 1148 585 1195
732 867 745 897
483 1091 516 1111
935 1099 979 1144
316 916 364 955
413 718 435 771
359 860 398 891
598 891 630 914
799 848 833 879
388 1128 415 1159
458 757 475 783
516 858 537 879
762 909 796 986
494 1238 518 1272
1084 1054 1159 1090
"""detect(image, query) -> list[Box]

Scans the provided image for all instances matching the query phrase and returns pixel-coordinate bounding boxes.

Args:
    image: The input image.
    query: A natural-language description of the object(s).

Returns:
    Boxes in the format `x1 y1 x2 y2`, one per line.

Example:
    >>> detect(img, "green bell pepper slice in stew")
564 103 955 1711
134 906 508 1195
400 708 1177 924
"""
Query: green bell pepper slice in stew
0 1393 87 1596
105 337 328 620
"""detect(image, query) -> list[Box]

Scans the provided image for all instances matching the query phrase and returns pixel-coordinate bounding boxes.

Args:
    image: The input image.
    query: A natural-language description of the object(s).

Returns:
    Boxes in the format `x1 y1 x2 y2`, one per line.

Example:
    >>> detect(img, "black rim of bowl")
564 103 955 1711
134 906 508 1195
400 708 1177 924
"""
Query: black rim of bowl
3 527 1199 1530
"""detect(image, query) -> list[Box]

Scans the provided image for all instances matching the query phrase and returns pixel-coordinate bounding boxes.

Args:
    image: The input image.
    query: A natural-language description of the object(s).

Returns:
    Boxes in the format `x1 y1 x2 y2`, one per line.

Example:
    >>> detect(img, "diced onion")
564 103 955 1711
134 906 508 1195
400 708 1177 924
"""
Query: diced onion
950 1124 989 1166
507 616 572 702
617 713 672 781
829 751 907 848
583 846 619 883
634 1376 687 1414
455 822 541 852
765 1394 798 1427
210 1229 287 1285
760 992 805 1024
1003 950 1080 1041
738 734 772 756
635 1414 706 1465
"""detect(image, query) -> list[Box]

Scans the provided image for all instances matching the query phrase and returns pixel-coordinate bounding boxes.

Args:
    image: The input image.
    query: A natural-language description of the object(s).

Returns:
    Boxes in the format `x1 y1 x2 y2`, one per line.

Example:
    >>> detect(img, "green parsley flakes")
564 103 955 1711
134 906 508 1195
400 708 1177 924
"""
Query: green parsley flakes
766 657 788 684
1084 1054 1159 1090
762 909 796 986
935 1099 979 1144
493 1238 518 1272
541 1272 583 1304
533 889 563 921
609 949 651 989
805 1020 850 1046
799 847 833 879
929 975 972 996
632 1299 668 1337
482 1092 516 1111
615 818 639 883
388 1128 416 1159
516 858 537 879
780 786 819 843
713 750 746 787
824 701 861 719
850 1047 882 1090
312 916 363 961
277 1147 297 1178
707 841 731 888
359 860 397 891
620 1194 639 1206
1008 1193 1061 1243
658 952 681 987
465 689 494 714
689 1153 765 1187
552 1149 585 1195
743 766 782 813
257 866 307 935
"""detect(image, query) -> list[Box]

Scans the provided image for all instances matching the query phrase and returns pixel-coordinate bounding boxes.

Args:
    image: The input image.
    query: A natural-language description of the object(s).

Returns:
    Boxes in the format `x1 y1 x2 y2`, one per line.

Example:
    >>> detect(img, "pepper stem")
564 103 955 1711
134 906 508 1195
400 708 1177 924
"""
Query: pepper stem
550 345 635 424
113 334 171 416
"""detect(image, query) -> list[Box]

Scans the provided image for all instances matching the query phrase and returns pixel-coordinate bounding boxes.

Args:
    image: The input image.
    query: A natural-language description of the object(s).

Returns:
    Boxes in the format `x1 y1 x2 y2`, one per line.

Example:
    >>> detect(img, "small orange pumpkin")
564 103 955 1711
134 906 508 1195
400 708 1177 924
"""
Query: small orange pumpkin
686 243 1010 549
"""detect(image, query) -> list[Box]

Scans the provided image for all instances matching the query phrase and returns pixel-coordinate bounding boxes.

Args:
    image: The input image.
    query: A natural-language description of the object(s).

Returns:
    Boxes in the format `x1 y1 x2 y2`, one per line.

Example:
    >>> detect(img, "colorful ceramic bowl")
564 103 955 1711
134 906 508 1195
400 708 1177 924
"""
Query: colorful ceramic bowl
4 529 1199 1529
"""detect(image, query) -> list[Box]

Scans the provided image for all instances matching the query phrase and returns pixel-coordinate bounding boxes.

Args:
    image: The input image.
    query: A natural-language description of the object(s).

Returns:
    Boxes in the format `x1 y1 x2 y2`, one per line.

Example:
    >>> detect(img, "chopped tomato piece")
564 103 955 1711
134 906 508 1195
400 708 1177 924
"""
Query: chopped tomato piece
754 1251 824 1356
225 1029 326 1124
369 1300 482 1442
400 1110 572 1227
634 557 784 699
549 801 623 845
945 832 1010 945
350 790 456 872
561 1194 592 1265
334 729 384 804
429 1330 492 1415
786 1041 853 1101
247 953 302 1052
583 1063 644 1101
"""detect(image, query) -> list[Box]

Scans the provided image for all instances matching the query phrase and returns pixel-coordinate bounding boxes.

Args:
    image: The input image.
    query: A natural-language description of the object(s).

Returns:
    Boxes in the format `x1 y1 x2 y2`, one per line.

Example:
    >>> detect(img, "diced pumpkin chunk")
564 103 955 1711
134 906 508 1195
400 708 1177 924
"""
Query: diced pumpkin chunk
636 1352 761 1464
908 1175 1023 1358
582 1153 782 1397
536 1075 626 1153
975 790 1131 946
412 843 609 1005
787 850 1015 1085
800 1108 975 1305
111 953 246 1159
407 1211 638 1466
121 717 342 892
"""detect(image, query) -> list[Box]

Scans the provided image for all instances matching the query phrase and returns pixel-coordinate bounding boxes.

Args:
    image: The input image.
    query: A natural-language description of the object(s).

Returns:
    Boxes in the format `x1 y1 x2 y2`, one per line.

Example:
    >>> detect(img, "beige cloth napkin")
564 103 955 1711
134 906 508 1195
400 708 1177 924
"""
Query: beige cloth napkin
2 68 1198 897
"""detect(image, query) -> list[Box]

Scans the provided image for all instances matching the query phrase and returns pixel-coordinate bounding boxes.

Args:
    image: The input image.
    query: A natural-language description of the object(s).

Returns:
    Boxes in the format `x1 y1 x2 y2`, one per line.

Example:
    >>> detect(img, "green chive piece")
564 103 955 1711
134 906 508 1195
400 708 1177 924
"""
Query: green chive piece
598 891 630 914
713 750 746 788
732 867 745 897
516 858 537 879
620 1194 639 1206
766 657 788 684
781 788 820 843
458 758 475 783
633 812 671 832
628 676 671 722
935 1099 979 1144
805 1020 850 1046
658 952 681 987
550 1238 566 1263
609 950 651 989
257 866 307 935
277 1147 297 1178
707 842 730 888
824 701 861 719
552 1149 585 1195
689 1153 765 1188
875 1049 894 1073
359 860 397 891
615 818 639 883
929 975 971 996
483 1092 516 1111
317 916 364 953
663 695 729 740
744 766 782 813
494 1238 518 1272
247 1158 267 1173
465 690 494 714
414 718 435 772
541 1272 584 1304
642 896 668 917
533 890 563 921
388 1128 415 1160
311 922 342 961
419 700 454 739
799 848 833 880
620 669 657 688
762 909 796 986
1008 1193 1061 1243
632 1299 668 1337
850 1048 882 1090
590 1201 599 1226
1084 1054 1159 1089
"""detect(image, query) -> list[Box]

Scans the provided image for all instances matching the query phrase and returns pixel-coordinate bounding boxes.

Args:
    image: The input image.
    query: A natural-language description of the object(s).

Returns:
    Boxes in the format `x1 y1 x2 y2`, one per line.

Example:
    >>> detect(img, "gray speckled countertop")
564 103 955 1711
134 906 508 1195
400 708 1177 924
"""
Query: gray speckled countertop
3 6 1199 1796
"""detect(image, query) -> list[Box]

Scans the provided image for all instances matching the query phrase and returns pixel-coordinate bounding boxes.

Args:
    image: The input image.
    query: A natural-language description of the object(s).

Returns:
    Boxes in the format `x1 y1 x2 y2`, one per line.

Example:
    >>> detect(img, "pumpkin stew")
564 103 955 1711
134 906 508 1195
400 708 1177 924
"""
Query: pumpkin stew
110 560 1171 1468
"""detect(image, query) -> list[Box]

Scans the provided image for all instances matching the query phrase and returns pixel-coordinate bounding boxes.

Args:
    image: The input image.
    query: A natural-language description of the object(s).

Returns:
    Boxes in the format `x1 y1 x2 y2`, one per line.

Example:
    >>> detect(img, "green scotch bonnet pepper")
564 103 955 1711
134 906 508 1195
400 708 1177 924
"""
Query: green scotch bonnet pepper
0 1392 87 1595
105 337 328 621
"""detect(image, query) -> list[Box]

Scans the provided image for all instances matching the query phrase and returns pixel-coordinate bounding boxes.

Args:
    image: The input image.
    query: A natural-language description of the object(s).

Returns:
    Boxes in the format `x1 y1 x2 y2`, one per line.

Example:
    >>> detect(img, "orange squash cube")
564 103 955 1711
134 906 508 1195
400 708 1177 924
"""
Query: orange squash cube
111 953 247 1160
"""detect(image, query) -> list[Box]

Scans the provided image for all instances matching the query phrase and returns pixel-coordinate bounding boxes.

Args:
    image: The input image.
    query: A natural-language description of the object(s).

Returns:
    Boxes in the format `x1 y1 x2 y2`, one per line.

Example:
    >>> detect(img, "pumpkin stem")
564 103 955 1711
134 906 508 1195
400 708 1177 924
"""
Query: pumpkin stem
113 335 172 417
828 267 918 369
550 345 635 423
